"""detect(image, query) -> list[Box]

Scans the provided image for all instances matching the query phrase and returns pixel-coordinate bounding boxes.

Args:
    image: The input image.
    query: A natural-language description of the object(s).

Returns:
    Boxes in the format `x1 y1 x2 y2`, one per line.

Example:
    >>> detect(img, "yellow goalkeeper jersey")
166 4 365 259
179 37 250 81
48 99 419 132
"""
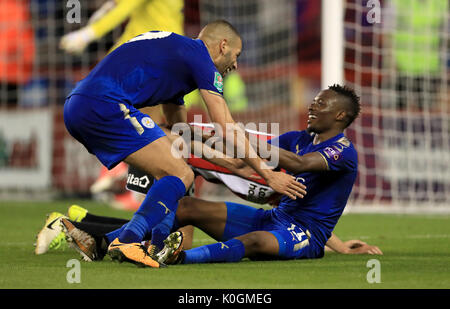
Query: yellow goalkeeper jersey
90 0 184 52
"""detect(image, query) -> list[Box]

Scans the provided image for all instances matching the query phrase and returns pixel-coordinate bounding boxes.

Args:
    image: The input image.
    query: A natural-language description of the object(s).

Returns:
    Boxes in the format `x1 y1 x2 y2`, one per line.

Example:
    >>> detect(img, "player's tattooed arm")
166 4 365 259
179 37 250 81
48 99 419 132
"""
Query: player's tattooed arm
160 126 256 179
199 89 270 172
200 89 306 200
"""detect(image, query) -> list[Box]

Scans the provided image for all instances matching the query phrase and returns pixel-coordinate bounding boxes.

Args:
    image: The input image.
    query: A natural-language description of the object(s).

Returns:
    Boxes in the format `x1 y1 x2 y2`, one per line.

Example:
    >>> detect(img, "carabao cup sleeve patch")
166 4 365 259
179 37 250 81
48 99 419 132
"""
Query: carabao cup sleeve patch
213 72 224 92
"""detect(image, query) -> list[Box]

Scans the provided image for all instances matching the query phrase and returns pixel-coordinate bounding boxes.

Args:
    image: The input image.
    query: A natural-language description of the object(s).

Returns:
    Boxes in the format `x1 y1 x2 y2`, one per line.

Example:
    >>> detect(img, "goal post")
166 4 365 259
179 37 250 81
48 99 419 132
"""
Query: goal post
321 0 344 89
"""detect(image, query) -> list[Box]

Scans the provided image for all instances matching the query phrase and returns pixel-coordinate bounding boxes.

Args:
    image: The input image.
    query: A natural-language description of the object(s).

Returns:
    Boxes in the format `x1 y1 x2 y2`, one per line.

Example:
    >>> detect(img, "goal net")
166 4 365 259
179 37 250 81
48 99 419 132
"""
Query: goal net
341 0 449 211
195 0 300 134
2 0 446 212
0 0 300 200
0 0 121 197
184 0 301 202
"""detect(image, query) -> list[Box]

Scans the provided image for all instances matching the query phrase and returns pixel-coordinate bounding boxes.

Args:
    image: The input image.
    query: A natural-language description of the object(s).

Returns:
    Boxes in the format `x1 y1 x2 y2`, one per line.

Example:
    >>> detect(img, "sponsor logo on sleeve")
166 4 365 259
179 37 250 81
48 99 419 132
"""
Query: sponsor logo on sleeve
323 146 342 162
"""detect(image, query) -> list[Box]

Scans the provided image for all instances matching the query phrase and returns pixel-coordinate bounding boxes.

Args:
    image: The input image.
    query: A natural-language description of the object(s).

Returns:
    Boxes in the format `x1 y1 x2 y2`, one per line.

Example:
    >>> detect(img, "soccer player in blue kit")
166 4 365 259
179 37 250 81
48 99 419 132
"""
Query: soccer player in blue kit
63 20 306 267
156 84 378 264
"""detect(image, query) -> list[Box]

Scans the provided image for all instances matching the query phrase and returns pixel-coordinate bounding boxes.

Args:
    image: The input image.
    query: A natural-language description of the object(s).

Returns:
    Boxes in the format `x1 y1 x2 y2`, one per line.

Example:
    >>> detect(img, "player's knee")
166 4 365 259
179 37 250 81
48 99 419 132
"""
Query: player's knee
176 196 195 224
158 162 193 192
240 232 266 255
178 166 194 191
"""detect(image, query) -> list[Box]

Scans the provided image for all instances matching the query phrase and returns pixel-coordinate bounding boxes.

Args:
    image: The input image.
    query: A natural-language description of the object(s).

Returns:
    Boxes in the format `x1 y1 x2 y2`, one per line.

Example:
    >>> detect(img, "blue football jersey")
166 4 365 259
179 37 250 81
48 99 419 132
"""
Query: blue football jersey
68 31 223 108
268 131 358 248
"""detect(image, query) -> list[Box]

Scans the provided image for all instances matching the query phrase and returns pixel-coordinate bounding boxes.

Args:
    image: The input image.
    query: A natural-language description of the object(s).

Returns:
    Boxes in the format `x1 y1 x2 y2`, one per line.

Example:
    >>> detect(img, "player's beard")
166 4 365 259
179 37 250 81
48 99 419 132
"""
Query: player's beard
221 52 234 77
306 126 316 134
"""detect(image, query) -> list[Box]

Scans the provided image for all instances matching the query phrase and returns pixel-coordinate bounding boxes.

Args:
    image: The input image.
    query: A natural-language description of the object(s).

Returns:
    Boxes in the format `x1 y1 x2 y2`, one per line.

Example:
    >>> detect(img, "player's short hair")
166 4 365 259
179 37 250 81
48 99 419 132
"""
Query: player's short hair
203 20 241 42
328 84 361 127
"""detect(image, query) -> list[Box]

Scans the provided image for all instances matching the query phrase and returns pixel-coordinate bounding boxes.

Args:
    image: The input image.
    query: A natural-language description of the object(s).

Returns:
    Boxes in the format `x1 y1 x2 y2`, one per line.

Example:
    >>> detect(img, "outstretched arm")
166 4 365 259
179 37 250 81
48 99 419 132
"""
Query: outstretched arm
60 0 146 54
247 137 329 174
161 125 261 180
325 233 383 255
200 89 306 200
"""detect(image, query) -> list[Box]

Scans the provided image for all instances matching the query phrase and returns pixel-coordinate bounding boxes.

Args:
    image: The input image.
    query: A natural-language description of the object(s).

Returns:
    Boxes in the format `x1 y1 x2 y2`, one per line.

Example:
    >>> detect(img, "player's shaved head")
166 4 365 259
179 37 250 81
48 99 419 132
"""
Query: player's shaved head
198 20 242 47
198 20 242 77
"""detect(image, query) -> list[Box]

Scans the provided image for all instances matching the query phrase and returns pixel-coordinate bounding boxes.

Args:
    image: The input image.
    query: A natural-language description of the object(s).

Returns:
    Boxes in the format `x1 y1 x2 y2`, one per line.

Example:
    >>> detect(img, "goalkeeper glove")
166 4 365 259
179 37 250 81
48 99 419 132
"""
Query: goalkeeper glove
59 26 97 55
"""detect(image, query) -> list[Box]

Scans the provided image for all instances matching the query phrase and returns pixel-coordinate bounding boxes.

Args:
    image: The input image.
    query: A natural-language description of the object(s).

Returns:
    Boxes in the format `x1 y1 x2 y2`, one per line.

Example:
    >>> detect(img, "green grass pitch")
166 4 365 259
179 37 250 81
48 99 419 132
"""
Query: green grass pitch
0 199 449 289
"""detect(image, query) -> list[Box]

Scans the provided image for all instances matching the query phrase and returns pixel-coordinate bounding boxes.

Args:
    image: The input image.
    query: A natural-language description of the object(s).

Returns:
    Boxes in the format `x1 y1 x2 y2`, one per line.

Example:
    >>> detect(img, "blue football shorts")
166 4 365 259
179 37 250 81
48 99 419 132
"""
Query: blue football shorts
222 202 322 259
63 94 166 169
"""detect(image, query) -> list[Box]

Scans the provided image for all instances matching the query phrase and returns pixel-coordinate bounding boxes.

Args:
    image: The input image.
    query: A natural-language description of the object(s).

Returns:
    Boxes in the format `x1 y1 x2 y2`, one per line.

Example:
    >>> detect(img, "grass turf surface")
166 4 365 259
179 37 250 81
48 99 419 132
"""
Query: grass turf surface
0 200 449 289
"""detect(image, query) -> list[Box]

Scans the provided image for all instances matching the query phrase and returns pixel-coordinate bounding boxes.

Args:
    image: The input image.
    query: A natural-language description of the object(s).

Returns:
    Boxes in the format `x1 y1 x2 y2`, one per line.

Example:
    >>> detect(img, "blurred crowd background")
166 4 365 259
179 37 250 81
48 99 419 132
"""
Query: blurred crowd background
0 0 448 211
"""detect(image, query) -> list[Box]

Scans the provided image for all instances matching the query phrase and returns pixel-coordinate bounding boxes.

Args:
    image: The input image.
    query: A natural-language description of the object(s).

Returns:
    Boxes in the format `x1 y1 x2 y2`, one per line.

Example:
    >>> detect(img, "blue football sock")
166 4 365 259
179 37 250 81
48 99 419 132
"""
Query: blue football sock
171 216 180 232
183 238 245 264
105 223 127 244
119 175 186 243
151 211 175 249
118 215 147 243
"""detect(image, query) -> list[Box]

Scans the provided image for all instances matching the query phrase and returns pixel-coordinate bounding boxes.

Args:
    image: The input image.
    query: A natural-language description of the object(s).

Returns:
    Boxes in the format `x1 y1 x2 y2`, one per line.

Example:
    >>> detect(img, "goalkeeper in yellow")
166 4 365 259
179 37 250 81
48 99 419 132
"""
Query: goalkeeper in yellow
60 0 248 118
60 0 184 124
60 0 184 54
